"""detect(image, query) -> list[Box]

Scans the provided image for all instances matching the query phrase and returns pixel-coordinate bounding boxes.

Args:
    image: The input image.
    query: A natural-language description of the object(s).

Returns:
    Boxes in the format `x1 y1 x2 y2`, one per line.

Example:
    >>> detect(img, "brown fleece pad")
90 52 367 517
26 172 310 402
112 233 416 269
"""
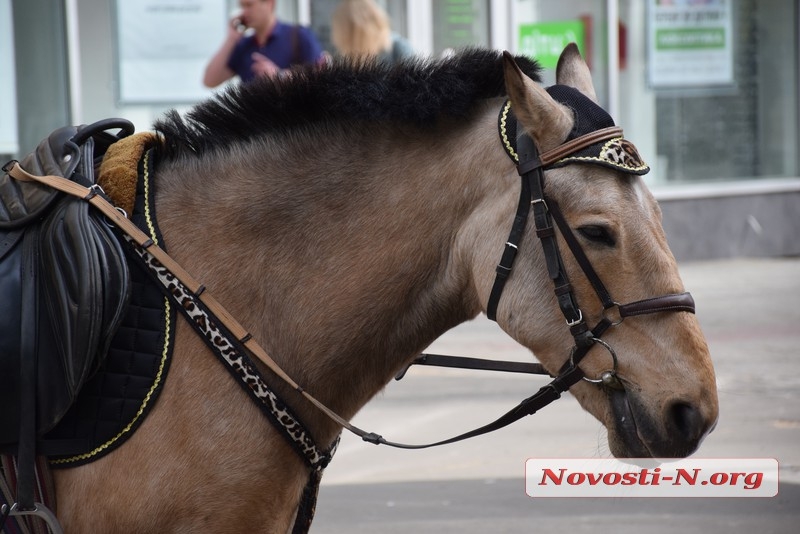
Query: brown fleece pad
98 132 158 216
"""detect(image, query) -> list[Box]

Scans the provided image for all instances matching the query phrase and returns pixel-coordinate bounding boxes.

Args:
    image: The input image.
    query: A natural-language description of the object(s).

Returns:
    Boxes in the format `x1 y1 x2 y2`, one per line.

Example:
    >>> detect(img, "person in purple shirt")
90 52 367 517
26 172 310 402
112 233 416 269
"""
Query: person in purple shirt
203 0 325 87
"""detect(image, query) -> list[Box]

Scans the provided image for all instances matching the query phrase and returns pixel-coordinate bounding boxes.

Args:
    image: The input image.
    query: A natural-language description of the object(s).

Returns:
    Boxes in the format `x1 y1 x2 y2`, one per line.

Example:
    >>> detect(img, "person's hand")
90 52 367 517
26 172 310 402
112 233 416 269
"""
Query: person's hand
228 13 246 37
251 52 282 78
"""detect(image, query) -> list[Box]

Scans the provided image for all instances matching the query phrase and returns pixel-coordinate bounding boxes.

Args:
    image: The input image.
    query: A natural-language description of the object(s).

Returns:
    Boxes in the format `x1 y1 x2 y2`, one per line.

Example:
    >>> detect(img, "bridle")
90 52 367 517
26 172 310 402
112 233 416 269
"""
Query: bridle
391 96 696 445
2 92 697 533
483 99 695 394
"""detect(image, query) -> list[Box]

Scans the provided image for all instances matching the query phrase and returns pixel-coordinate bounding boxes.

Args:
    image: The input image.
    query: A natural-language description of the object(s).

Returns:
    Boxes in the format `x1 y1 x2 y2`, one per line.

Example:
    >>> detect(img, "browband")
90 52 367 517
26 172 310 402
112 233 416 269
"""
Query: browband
498 100 650 176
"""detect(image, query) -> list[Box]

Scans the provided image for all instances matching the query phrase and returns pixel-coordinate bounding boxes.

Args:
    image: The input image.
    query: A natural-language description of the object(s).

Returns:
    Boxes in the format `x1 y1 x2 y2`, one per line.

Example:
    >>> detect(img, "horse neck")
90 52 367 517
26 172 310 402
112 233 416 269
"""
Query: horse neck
154 102 513 444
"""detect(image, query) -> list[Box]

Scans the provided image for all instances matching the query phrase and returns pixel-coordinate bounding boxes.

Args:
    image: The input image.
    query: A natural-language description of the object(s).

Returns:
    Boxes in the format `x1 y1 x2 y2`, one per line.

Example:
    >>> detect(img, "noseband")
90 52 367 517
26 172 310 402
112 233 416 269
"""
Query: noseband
488 96 695 391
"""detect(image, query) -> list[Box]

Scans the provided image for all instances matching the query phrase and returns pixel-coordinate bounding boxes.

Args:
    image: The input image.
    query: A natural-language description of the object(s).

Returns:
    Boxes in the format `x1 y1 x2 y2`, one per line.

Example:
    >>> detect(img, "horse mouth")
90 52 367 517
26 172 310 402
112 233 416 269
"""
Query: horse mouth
608 387 711 459
608 388 653 458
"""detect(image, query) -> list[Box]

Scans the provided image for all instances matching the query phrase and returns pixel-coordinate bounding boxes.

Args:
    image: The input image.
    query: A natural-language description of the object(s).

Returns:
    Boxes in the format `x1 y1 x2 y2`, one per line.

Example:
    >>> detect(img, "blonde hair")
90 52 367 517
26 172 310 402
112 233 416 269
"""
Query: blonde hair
331 0 392 58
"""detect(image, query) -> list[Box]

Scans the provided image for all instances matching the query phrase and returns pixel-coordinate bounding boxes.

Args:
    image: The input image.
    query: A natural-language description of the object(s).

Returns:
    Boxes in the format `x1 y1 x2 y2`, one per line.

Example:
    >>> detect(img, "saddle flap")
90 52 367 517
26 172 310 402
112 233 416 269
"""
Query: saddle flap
0 120 133 445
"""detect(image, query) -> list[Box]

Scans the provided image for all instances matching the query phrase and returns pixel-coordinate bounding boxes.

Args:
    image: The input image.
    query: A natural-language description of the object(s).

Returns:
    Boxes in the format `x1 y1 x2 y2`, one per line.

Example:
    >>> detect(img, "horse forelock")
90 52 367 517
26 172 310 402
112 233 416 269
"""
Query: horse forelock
153 48 541 161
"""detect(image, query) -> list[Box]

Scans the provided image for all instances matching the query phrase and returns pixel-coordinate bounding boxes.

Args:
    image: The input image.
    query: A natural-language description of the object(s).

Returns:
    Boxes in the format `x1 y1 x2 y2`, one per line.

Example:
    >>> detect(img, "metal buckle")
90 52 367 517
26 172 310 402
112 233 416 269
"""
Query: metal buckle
2 502 64 534
531 198 548 211
2 159 18 173
565 309 583 327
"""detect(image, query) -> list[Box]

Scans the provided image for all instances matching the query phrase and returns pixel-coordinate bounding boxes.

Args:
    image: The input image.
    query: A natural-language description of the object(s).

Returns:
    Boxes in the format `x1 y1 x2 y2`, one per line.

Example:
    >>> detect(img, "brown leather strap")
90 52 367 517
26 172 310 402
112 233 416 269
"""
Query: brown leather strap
539 126 623 167
619 292 695 318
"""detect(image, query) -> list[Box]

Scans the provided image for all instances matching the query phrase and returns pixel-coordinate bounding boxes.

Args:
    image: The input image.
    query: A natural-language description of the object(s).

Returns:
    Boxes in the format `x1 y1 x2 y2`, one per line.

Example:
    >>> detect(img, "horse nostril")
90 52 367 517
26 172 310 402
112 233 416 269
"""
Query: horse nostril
668 401 705 442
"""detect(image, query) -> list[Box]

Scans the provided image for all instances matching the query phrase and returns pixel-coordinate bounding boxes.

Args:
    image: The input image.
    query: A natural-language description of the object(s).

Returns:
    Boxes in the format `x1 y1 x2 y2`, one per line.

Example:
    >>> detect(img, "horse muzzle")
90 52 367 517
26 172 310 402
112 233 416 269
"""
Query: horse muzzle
608 387 717 459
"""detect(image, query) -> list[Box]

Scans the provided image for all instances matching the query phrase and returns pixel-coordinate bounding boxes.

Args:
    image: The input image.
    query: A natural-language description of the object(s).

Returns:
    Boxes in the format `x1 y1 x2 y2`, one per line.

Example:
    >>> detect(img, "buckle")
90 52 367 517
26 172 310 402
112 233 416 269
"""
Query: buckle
565 309 583 327
530 197 548 211
2 160 18 173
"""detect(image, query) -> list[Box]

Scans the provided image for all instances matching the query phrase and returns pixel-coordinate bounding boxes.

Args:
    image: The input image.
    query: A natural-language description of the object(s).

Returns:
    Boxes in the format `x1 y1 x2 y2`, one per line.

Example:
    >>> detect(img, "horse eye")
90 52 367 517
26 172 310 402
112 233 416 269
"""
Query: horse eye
578 225 616 247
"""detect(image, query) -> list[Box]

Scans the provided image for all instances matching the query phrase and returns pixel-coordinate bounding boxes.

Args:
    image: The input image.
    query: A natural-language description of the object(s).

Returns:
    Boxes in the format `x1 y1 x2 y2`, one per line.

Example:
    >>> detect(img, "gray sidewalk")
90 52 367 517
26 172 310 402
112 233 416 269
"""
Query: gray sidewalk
313 257 800 533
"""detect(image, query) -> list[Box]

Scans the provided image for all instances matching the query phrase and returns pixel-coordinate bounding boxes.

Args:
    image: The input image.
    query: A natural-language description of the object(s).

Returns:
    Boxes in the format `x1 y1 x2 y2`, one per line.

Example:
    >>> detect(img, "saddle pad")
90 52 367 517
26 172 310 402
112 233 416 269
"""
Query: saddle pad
42 149 176 467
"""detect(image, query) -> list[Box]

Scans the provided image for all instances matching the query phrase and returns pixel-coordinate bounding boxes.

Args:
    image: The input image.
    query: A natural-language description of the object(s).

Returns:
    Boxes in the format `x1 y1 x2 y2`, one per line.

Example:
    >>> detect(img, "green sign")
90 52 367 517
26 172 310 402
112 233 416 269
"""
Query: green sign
655 28 726 50
518 20 585 68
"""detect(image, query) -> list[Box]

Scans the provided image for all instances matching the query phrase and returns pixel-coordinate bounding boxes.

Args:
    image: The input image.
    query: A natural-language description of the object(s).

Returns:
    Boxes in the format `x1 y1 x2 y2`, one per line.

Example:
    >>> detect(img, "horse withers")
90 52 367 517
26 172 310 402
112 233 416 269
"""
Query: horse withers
42 45 718 532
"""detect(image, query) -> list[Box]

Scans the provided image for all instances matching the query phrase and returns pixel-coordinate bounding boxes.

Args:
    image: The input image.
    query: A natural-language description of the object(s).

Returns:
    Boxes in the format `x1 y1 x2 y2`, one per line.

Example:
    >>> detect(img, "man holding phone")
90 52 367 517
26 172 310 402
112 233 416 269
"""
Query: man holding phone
203 0 325 87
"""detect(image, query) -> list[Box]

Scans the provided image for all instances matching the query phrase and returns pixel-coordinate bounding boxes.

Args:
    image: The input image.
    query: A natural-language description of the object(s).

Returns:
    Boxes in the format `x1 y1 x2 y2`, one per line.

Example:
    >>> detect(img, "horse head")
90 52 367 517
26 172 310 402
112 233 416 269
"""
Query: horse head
491 45 718 459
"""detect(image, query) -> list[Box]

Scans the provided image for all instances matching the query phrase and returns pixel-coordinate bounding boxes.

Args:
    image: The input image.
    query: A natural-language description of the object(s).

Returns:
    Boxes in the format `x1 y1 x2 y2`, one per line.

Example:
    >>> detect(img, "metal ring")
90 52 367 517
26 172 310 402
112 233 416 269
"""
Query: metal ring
601 302 625 327
570 337 619 385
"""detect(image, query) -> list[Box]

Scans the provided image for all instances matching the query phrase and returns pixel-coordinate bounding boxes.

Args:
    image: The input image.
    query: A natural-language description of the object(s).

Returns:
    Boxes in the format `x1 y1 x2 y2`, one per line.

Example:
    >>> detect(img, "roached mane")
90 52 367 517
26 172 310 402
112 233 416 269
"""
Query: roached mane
153 48 541 161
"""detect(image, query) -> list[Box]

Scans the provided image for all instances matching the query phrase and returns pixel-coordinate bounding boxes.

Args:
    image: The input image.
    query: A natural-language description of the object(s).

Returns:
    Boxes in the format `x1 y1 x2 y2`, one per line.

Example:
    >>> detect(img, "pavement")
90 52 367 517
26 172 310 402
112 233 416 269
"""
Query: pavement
311 257 800 533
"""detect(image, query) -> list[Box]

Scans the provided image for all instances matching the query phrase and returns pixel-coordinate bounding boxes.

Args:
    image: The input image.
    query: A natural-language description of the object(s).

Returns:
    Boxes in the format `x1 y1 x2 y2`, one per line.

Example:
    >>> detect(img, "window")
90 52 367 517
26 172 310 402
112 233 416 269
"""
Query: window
515 0 798 184
433 0 490 55
642 0 799 183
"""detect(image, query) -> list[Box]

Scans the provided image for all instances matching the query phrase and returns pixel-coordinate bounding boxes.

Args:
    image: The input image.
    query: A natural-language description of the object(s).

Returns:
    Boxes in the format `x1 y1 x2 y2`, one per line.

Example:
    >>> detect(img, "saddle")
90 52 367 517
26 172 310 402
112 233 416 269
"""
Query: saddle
0 120 133 448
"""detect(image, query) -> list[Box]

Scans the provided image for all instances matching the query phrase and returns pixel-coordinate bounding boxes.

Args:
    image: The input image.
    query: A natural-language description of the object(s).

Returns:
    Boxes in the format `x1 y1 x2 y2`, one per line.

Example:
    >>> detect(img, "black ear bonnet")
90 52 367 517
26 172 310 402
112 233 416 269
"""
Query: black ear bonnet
499 84 650 175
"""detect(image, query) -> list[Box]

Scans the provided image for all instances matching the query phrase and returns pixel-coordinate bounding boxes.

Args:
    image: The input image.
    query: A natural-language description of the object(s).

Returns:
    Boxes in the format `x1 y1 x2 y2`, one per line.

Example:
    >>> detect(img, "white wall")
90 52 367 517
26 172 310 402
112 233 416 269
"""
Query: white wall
0 0 19 155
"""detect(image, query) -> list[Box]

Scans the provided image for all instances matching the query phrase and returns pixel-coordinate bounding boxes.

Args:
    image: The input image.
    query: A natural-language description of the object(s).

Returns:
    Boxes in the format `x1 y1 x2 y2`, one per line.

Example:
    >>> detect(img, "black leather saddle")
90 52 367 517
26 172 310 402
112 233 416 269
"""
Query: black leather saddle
0 120 134 447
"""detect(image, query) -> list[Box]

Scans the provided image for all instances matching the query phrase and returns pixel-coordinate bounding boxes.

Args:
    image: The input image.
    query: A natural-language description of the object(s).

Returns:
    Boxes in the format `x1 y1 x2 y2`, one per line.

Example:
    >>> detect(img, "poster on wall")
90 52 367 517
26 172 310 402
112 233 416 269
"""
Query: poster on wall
116 0 227 103
517 19 586 70
647 0 733 88
433 0 490 55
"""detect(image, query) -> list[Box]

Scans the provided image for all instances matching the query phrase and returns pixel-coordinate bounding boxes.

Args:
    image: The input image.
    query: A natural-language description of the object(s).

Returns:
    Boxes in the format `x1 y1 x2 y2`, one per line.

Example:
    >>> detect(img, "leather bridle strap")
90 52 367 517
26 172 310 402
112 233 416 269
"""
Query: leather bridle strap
548 200 695 321
489 114 696 341
540 126 623 166
548 200 614 309
485 157 533 321
359 363 586 449
395 353 550 381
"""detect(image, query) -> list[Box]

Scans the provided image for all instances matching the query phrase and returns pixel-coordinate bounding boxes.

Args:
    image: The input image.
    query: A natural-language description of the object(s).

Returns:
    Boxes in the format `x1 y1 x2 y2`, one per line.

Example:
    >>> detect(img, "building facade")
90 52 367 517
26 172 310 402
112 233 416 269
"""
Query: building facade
2 0 798 259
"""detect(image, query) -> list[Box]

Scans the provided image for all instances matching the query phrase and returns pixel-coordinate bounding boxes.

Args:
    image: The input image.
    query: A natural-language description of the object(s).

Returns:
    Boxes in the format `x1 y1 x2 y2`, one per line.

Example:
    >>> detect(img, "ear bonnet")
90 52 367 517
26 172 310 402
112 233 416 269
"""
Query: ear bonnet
499 84 650 175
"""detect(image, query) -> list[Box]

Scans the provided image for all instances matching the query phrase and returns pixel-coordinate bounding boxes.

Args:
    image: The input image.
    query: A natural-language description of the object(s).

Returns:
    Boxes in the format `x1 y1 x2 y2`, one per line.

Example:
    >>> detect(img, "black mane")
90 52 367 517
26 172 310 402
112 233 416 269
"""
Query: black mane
154 48 541 161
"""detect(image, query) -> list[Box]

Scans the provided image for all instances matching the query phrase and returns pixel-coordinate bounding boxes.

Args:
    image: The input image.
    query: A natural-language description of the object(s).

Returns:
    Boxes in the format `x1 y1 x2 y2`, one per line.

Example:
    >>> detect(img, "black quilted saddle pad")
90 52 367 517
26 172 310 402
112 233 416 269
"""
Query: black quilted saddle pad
43 150 176 467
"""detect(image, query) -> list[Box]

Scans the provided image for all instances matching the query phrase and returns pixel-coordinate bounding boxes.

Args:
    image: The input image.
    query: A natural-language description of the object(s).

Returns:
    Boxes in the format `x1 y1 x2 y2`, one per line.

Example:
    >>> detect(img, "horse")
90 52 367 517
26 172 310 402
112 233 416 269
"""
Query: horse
48 45 718 532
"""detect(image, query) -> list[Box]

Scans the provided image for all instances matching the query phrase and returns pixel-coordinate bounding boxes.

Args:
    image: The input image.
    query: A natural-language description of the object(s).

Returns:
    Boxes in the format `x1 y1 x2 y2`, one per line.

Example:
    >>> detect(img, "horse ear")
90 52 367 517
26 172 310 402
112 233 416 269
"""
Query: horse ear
555 43 598 103
502 51 573 151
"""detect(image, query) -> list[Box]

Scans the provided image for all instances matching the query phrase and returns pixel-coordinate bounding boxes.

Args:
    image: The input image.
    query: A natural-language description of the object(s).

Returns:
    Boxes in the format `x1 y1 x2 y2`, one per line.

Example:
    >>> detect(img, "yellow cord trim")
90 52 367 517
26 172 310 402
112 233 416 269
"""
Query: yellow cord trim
53 150 172 465
554 137 650 172
499 100 519 163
